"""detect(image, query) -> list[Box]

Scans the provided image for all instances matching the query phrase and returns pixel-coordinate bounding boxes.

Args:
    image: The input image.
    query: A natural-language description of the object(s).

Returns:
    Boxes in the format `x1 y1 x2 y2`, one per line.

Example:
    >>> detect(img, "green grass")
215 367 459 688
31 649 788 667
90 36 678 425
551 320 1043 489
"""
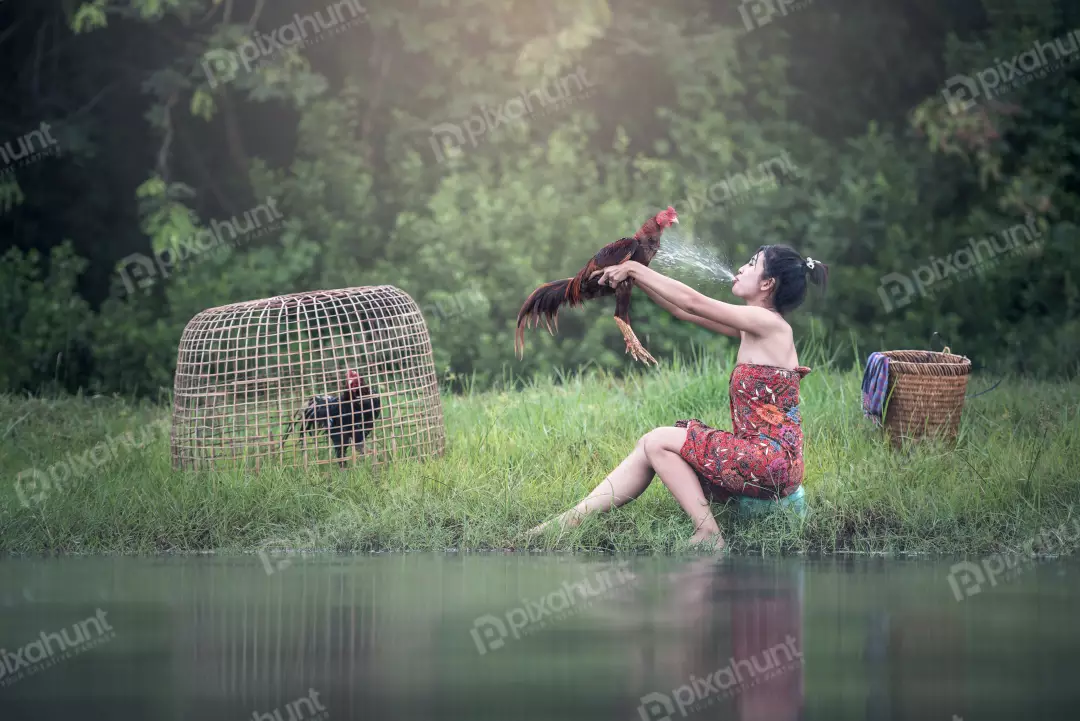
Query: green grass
1 348 1077 556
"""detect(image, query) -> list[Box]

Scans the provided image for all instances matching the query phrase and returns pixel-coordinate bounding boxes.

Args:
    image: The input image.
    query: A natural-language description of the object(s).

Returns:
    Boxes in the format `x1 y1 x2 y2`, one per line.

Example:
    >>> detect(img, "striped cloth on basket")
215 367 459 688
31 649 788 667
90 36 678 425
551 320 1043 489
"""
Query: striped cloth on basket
861 352 890 427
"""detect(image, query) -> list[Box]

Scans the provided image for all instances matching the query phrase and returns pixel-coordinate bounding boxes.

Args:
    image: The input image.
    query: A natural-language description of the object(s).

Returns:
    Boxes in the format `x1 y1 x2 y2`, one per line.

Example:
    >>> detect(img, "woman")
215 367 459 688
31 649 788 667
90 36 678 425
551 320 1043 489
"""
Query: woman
528 245 829 548
622 557 805 720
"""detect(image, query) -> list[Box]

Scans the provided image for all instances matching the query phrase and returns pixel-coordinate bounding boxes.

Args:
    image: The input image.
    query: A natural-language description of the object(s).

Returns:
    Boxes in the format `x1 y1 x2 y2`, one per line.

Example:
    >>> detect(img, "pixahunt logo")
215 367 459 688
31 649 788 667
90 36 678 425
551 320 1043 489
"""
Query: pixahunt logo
942 28 1080 114
947 518 1080 601
738 0 814 32
258 528 318 576
117 197 283 296
428 66 596 163
0 121 59 176
877 214 1044 312
0 609 115 688
637 635 803 720
14 417 171 509
470 560 636 655
251 688 329 721
201 0 367 89
679 152 800 216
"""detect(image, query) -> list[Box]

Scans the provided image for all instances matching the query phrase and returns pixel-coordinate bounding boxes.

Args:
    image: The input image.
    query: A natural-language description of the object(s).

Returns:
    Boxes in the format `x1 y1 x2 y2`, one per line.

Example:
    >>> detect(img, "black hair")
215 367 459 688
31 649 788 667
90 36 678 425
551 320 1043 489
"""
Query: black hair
753 244 829 315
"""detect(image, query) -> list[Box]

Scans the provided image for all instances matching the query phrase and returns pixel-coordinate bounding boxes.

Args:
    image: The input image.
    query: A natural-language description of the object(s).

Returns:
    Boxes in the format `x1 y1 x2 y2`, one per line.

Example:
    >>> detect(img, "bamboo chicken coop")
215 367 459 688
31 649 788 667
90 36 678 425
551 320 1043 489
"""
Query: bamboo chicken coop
170 286 445 471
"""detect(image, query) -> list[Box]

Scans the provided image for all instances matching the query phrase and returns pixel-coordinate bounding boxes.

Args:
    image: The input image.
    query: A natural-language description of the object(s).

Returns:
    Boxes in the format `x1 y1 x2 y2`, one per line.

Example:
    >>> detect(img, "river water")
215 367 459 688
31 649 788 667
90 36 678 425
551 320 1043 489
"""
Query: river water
0 554 1077 720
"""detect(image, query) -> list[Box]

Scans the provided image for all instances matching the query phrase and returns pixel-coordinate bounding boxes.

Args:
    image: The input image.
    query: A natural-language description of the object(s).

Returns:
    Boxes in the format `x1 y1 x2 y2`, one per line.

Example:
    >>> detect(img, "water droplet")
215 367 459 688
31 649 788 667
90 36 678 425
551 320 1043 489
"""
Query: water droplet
654 233 736 283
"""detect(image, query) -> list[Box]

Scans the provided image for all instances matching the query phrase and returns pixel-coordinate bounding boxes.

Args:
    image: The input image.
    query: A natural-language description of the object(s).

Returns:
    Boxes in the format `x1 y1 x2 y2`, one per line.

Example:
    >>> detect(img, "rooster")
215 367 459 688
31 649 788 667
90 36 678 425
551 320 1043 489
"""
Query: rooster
282 369 381 467
515 206 678 365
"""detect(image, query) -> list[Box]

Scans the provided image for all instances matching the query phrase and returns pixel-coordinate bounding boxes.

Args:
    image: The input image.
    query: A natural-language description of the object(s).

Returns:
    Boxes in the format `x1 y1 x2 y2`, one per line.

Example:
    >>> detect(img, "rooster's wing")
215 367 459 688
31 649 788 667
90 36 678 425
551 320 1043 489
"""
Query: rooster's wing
567 237 641 303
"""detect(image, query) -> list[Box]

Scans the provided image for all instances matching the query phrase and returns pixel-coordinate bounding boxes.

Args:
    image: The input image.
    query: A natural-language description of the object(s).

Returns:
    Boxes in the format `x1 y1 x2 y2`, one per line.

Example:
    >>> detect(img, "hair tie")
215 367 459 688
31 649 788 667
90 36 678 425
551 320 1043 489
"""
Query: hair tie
805 257 816 270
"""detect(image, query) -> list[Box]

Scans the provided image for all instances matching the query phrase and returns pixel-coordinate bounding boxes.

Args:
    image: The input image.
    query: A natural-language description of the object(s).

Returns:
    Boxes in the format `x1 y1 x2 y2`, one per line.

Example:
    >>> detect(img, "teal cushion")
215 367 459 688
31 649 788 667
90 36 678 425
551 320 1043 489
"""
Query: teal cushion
737 485 807 520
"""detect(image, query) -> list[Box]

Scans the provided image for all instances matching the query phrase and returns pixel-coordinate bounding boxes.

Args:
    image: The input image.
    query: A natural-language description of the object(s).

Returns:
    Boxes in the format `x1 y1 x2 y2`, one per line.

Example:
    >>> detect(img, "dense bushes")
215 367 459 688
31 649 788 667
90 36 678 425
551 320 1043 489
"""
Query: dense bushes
0 0 1077 396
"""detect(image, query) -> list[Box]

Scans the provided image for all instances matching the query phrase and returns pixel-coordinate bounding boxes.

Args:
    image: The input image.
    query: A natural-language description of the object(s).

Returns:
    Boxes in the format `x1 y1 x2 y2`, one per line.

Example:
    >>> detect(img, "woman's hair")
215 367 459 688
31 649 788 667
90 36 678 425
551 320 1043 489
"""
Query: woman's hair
755 244 829 315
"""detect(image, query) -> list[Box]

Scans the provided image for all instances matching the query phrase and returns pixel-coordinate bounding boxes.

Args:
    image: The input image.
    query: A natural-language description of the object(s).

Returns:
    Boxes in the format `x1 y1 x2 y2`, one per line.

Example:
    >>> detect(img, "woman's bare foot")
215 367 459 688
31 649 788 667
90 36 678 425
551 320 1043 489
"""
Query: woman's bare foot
525 509 585 538
689 528 726 552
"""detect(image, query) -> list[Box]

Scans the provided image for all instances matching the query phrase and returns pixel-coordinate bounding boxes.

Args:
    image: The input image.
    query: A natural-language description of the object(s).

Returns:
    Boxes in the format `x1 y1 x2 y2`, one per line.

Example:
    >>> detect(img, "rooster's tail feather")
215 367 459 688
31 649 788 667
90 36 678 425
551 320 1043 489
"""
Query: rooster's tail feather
515 278 572 358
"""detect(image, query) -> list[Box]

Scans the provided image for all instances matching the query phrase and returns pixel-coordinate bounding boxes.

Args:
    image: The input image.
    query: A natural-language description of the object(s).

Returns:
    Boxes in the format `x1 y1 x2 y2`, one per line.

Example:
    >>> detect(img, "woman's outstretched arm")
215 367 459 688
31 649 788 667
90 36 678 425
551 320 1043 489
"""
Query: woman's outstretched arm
629 263 781 336
636 280 740 338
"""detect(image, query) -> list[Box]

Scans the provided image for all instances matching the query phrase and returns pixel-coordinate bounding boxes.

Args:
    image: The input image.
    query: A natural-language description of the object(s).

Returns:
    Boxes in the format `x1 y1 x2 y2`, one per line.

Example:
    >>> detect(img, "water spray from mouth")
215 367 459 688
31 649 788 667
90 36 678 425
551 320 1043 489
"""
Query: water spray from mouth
654 228 737 284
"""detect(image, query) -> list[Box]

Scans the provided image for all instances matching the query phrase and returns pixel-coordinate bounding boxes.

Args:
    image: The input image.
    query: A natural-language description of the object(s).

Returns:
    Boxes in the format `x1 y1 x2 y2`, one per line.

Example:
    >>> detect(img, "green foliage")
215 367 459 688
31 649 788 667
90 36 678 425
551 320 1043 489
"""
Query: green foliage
0 244 93 392
0 178 24 215
2 0 1077 396
71 0 109 34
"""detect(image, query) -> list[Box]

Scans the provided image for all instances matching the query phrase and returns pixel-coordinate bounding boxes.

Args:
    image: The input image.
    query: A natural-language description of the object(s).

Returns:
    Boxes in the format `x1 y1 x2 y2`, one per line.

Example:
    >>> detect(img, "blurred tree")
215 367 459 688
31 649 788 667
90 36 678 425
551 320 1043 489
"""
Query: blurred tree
0 0 1076 395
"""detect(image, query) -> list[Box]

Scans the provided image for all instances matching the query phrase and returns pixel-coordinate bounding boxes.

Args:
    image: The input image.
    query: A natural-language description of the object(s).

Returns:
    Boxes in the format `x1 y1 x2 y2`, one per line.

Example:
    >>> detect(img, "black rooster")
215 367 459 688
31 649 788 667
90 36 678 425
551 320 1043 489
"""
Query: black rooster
282 369 381 467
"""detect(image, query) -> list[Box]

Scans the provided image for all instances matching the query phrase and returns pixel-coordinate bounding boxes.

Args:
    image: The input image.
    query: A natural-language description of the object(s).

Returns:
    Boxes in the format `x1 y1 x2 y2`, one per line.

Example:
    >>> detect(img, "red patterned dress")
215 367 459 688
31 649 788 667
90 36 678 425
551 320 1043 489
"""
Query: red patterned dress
675 363 811 501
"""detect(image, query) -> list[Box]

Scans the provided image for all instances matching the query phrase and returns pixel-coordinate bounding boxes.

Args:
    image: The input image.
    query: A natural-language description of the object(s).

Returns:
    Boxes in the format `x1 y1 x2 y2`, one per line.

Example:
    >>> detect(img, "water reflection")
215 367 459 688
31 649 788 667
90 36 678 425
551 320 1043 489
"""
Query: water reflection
179 558 434 719
626 557 804 721
861 596 970 720
1 554 1079 721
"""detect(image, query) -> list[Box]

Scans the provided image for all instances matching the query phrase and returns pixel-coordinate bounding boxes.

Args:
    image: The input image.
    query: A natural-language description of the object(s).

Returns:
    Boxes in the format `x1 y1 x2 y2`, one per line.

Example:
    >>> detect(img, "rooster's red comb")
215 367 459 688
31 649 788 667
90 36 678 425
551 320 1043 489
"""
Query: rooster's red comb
657 206 678 224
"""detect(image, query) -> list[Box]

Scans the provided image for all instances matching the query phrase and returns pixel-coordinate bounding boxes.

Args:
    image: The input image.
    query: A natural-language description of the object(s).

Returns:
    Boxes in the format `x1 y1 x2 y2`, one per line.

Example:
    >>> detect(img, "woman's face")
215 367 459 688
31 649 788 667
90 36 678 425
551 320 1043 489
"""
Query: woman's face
732 251 768 299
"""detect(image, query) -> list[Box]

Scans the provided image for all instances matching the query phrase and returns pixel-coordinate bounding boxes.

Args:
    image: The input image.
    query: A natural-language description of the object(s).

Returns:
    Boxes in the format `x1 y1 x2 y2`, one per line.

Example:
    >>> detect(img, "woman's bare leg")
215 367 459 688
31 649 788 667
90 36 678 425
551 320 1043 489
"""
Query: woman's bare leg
643 428 724 548
528 435 655 535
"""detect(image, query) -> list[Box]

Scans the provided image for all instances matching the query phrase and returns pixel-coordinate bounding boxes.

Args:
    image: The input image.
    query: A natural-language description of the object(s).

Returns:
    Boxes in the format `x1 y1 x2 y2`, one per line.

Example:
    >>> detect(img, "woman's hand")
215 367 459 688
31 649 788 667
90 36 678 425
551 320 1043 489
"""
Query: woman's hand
591 261 638 288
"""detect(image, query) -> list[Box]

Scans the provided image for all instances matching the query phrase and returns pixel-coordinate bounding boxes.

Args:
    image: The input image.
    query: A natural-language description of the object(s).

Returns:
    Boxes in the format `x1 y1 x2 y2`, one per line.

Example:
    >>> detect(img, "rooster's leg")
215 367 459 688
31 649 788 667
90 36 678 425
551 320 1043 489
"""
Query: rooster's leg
331 435 347 469
614 283 657 366
614 317 657 366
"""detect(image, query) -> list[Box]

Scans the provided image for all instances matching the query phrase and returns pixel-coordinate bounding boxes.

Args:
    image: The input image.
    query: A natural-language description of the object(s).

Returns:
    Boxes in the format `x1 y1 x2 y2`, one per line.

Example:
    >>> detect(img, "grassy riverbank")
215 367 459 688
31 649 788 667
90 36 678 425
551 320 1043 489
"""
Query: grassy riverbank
1 350 1078 556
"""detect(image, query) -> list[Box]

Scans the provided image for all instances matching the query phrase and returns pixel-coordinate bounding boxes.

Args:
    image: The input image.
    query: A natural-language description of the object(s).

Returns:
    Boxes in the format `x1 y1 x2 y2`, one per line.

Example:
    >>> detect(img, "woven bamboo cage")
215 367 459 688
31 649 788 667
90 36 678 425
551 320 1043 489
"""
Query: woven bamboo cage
881 348 971 445
170 285 445 471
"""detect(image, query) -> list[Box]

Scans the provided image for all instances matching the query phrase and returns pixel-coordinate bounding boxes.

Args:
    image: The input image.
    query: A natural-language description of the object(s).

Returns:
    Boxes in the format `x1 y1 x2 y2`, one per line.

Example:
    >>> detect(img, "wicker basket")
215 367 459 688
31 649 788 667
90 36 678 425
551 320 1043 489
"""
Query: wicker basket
881 348 971 445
